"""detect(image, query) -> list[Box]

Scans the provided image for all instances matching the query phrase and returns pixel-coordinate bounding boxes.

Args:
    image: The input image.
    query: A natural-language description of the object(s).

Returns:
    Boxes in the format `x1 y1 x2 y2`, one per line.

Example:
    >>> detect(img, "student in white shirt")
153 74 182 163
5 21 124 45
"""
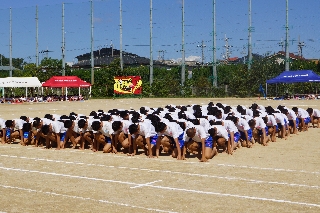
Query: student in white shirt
306 108 320 128
184 125 217 162
155 121 185 160
128 120 157 158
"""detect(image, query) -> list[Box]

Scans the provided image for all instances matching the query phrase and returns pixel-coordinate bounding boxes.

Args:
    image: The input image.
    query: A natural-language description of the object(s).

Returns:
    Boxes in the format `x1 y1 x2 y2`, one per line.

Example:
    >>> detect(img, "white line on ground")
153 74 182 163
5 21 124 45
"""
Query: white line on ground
0 184 177 213
1 145 320 175
0 154 319 189
0 165 319 208
131 180 163 189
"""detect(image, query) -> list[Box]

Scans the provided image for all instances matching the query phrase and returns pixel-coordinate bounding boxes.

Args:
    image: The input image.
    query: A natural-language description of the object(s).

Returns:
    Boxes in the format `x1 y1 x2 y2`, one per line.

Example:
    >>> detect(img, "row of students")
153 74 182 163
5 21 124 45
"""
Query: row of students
0 102 319 162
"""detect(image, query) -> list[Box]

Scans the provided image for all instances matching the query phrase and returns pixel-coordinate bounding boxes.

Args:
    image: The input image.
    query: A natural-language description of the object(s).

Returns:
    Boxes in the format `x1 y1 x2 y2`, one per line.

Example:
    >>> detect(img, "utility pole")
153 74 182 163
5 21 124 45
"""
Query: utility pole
149 0 153 86
279 38 285 52
197 40 206 66
90 0 94 84
62 3 65 76
36 5 39 67
120 0 124 72
248 0 253 70
285 0 290 71
212 0 217 87
181 0 185 86
297 36 304 58
9 7 12 77
224 34 231 62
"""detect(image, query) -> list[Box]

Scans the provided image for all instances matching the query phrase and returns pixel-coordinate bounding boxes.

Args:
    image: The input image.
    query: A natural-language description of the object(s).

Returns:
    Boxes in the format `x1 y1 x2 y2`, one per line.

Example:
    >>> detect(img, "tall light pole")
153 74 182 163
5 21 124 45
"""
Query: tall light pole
120 0 124 72
90 0 94 84
197 40 206 66
285 0 289 71
9 7 12 77
212 0 217 87
36 5 39 67
181 0 185 86
62 3 65 76
248 0 252 70
149 0 153 86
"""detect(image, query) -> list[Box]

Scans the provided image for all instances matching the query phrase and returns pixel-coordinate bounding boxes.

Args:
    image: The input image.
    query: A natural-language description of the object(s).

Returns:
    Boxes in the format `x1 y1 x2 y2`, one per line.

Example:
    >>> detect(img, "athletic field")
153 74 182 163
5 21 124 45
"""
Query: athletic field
0 98 319 212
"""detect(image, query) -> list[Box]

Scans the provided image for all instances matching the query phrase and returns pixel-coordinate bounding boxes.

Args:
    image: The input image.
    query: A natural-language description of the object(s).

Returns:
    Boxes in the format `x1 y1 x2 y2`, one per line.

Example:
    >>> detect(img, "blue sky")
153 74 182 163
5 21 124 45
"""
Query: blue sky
0 0 319 64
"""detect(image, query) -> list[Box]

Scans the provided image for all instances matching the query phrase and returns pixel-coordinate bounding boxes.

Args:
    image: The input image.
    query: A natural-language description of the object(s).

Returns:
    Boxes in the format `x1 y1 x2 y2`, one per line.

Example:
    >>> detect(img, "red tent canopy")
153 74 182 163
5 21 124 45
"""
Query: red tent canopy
42 76 91 88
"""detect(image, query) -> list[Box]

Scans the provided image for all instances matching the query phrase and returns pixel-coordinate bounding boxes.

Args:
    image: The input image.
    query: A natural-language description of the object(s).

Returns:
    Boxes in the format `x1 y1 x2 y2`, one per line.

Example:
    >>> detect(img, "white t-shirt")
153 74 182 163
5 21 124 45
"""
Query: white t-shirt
157 122 183 139
223 120 239 133
211 125 229 140
0 118 5 129
254 117 266 130
236 117 250 132
266 115 277 126
297 108 309 119
184 125 209 143
14 119 26 130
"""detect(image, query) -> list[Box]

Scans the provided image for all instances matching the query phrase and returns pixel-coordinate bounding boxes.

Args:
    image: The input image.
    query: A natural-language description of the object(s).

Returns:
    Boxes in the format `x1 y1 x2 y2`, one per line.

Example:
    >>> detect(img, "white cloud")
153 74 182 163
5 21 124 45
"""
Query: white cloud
170 55 201 62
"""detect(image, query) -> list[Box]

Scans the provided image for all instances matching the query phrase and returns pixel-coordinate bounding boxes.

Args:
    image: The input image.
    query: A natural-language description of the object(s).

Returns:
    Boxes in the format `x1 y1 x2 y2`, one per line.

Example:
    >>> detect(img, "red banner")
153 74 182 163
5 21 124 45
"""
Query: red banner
114 76 142 94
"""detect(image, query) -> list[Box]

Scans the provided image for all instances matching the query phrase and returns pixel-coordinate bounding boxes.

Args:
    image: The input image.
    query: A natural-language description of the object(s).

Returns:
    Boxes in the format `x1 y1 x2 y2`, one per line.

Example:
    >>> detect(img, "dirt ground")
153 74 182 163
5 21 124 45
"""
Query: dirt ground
0 98 319 213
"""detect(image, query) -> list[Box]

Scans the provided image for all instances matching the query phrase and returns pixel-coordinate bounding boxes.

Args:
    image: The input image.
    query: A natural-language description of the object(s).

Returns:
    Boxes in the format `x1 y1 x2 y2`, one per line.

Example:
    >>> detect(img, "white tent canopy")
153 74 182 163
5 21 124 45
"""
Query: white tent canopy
0 77 42 87
0 77 42 98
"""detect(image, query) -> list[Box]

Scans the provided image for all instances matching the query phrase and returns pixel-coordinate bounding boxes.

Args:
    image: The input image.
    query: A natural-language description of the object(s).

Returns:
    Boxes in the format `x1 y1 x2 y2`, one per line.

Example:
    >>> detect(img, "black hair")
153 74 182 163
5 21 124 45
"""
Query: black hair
177 122 186 130
128 124 139 134
20 116 28 121
248 119 256 127
89 111 97 117
178 112 187 120
186 127 195 137
91 121 101 132
100 114 111 121
78 119 86 128
5 120 13 128
60 115 69 120
292 107 298 112
208 128 216 137
212 121 222 125
156 122 167 132
33 120 41 128
306 108 313 115
119 111 129 119
22 123 32 132
64 120 73 129
252 110 260 117
41 125 50 135
44 114 53 120
112 121 122 132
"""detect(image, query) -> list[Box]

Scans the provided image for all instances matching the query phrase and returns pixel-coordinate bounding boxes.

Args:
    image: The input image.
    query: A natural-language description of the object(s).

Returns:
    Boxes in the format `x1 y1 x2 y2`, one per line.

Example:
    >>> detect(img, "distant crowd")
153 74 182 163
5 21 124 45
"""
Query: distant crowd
0 102 319 162
0 95 85 103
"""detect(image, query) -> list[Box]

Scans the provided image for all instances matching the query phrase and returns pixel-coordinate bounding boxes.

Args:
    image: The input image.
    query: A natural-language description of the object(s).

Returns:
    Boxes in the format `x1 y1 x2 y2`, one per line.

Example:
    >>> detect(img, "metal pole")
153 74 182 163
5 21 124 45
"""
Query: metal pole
212 0 217 87
248 0 252 70
9 7 12 77
90 0 94 84
149 0 153 86
36 5 39 67
62 3 65 76
120 0 124 72
285 0 289 71
181 0 185 86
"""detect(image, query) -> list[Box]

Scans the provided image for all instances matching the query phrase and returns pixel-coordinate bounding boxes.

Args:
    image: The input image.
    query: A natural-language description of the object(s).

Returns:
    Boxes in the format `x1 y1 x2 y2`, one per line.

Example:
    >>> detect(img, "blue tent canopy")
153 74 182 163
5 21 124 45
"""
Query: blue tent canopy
266 70 320 84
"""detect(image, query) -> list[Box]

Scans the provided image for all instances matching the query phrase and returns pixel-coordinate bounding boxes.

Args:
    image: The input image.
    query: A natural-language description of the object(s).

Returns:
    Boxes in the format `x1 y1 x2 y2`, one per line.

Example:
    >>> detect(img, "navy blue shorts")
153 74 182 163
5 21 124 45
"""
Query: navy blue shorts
105 136 111 143
168 133 185 149
150 135 158 146
304 117 311 124
228 132 240 143
240 129 252 141
23 132 29 139
5 129 11 138
60 132 66 142
258 127 269 136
